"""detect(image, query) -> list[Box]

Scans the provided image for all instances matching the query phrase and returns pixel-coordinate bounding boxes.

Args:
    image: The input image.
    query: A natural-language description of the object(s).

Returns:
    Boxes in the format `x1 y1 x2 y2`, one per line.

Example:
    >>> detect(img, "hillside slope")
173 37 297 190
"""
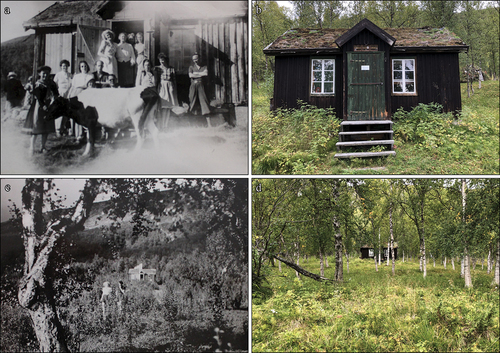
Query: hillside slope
1 34 35 87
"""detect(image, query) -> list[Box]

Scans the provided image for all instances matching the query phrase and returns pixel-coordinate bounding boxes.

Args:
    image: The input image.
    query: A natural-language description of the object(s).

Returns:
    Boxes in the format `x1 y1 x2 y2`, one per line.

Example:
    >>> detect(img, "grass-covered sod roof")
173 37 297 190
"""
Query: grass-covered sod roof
264 26 466 52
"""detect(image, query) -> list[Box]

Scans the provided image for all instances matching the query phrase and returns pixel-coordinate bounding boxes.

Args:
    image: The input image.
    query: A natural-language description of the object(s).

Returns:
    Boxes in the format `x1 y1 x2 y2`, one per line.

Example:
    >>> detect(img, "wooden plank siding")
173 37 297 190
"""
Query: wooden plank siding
270 29 462 118
391 52 462 114
199 17 247 105
45 33 72 74
341 28 393 120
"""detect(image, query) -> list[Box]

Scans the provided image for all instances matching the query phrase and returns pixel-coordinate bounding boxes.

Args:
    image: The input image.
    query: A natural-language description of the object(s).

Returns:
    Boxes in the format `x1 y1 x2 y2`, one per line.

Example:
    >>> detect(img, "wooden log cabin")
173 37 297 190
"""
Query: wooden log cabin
263 19 468 158
23 0 248 106
360 244 398 260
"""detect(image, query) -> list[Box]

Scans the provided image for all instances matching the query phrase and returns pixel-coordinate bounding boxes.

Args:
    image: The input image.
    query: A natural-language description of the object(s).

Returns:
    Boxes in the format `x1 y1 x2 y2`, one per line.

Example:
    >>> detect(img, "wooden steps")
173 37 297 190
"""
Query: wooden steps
334 120 396 158
335 151 396 158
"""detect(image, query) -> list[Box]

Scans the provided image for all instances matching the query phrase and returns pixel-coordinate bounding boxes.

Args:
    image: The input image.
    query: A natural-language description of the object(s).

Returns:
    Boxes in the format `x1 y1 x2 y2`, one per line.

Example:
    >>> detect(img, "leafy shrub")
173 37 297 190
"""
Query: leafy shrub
253 101 340 174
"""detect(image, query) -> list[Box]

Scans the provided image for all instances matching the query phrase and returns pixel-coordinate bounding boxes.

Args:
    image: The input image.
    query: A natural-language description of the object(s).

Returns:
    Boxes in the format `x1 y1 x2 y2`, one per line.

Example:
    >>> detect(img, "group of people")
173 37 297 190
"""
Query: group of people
4 28 212 153
100 280 127 320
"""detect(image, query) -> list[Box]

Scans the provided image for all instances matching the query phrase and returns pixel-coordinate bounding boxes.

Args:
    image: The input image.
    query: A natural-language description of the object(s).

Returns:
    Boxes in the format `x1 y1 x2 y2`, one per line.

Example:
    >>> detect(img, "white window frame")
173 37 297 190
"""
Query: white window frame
392 58 416 95
368 249 374 257
311 58 335 95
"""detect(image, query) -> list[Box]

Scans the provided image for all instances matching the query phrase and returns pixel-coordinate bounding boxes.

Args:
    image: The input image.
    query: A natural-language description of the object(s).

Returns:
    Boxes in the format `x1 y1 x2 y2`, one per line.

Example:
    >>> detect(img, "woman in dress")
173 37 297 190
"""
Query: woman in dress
116 32 136 87
97 29 118 79
155 53 178 130
134 32 147 80
52 59 72 136
136 59 159 131
68 61 93 141
23 66 59 154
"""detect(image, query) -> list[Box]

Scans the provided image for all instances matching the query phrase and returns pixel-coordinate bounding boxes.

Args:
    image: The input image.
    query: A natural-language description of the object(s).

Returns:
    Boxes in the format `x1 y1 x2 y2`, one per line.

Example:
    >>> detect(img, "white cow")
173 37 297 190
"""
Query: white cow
47 87 159 156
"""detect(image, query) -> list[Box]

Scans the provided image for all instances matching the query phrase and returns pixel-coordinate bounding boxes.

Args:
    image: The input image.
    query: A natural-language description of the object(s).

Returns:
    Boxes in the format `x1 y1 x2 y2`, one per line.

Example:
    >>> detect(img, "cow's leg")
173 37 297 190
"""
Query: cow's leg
82 129 94 156
145 110 160 150
30 135 37 154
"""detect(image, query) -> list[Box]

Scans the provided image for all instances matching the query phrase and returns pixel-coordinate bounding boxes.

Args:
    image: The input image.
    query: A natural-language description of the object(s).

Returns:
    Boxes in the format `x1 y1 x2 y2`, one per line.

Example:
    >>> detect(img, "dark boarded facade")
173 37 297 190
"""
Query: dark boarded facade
360 245 398 260
264 19 467 119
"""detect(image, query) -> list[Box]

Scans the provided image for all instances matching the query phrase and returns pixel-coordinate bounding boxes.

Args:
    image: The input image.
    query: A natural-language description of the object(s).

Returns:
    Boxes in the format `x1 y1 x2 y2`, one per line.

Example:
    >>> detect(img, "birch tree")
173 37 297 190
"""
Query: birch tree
396 179 438 279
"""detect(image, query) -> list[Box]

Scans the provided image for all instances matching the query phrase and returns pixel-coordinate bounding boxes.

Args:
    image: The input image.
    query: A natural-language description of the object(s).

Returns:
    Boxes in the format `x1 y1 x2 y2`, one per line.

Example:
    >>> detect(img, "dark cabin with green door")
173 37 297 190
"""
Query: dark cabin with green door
263 19 468 158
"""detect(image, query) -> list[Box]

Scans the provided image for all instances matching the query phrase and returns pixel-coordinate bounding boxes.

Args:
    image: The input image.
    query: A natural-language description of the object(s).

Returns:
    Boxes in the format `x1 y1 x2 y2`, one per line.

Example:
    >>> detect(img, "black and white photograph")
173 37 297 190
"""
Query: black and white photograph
1 1 248 174
1 178 248 352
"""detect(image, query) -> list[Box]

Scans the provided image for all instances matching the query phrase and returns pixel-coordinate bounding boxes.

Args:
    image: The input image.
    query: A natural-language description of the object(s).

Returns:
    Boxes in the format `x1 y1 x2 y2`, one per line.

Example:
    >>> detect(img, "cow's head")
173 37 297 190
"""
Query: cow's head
45 96 70 121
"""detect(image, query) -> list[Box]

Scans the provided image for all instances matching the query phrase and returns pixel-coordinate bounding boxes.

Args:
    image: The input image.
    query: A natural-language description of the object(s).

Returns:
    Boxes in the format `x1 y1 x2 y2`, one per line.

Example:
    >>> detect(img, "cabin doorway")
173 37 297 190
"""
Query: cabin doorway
347 52 385 120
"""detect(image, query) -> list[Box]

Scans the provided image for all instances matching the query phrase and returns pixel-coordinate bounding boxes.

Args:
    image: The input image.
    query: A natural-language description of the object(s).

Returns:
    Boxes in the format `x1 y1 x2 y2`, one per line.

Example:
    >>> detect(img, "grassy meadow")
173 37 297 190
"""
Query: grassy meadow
252 257 500 352
252 80 499 175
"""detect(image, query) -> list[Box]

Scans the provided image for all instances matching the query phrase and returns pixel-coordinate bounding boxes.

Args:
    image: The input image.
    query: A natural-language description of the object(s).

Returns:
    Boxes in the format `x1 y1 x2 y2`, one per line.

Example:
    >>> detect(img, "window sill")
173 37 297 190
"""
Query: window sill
310 93 335 96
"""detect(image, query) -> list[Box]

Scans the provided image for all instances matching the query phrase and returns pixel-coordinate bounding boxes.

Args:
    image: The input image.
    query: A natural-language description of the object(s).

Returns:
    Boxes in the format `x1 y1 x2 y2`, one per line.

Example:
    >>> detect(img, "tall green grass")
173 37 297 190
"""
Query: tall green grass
252 257 499 352
252 80 499 174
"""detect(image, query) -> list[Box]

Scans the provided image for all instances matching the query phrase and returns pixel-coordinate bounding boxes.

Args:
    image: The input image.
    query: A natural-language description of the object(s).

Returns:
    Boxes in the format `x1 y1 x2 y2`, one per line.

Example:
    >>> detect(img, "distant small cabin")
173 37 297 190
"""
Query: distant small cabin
128 263 156 282
360 243 398 260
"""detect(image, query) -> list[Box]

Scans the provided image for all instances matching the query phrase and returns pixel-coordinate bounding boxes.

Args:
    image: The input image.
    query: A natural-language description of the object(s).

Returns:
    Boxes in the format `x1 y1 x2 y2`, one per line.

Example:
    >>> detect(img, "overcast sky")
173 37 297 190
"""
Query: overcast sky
1 1 56 43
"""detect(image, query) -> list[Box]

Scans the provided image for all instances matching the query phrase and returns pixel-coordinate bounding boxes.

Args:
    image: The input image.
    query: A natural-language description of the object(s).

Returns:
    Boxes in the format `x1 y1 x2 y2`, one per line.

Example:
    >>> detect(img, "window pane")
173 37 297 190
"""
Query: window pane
405 60 414 71
393 60 402 70
394 82 403 92
394 71 402 80
313 60 322 71
324 60 334 70
405 71 414 80
324 83 333 93
313 71 322 82
405 82 415 93
324 71 333 81
312 82 321 93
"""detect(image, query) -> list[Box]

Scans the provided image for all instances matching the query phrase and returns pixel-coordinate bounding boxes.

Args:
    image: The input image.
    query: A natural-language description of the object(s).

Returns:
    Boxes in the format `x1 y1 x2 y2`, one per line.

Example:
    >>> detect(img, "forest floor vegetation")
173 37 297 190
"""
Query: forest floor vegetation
252 257 499 352
252 80 499 174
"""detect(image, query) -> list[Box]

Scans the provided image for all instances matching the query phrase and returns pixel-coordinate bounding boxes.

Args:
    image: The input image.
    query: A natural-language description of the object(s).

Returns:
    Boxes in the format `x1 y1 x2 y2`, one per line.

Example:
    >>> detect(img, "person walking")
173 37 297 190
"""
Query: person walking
116 281 126 315
100 281 113 320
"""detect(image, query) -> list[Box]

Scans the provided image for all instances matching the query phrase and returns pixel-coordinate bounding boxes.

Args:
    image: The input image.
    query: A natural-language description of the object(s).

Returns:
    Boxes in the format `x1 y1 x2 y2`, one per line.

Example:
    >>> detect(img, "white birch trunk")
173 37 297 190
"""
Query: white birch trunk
433 255 436 268
488 247 492 274
494 239 499 286
452 257 455 270
387 241 390 266
278 259 282 272
325 255 329 268
463 179 473 288
374 255 378 272
444 256 447 269
461 258 465 277
319 249 325 277
378 228 381 265
295 250 301 280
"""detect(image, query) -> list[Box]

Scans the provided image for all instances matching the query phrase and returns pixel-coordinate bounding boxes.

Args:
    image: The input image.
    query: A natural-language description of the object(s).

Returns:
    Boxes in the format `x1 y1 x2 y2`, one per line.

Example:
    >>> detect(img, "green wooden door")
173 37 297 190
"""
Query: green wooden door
347 52 385 120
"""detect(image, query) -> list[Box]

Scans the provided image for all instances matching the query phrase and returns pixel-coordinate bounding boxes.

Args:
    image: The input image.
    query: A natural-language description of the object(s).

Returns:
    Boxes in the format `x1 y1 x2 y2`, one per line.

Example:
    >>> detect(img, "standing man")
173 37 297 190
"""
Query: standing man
188 53 211 122
92 60 110 88
3 72 25 121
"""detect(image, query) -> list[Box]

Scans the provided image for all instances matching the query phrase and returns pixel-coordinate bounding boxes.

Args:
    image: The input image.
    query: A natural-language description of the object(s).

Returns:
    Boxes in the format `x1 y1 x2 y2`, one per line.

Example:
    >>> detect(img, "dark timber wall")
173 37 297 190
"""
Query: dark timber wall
391 52 462 114
341 28 393 120
271 30 463 118
272 55 343 116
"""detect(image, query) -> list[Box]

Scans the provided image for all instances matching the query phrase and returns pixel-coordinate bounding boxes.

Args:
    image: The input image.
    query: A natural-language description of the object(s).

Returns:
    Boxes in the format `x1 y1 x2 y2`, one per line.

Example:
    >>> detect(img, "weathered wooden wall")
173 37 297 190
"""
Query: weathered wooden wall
341 28 393 120
391 52 462 114
272 55 343 116
272 31 462 118
199 17 248 105
45 33 72 74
